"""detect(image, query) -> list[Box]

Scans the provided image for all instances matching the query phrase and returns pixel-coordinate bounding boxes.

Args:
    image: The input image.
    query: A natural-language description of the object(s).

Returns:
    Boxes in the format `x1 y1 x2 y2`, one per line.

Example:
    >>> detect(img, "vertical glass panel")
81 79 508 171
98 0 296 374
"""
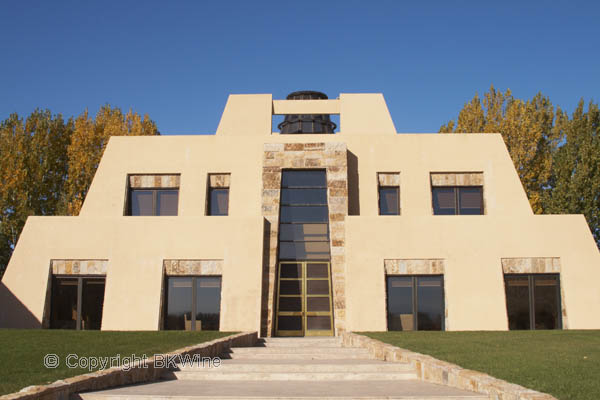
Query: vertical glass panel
281 189 327 205
280 263 302 278
157 190 179 216
281 170 327 188
166 277 193 330
534 275 560 329
416 276 444 331
505 275 531 330
307 297 330 312
279 280 302 295
195 277 221 331
81 278 105 330
279 297 302 312
302 121 313 133
209 188 229 216
432 187 456 215
387 277 413 331
278 316 302 331
279 224 328 241
379 187 400 215
306 263 329 278
280 206 328 223
306 280 330 295
306 316 331 330
458 187 483 215
130 190 154 216
50 277 79 329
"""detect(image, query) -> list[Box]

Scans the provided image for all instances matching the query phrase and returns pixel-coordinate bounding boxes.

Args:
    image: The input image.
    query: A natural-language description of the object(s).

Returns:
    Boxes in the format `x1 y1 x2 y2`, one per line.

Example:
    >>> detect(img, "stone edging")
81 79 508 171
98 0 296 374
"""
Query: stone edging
341 332 556 400
1 332 257 400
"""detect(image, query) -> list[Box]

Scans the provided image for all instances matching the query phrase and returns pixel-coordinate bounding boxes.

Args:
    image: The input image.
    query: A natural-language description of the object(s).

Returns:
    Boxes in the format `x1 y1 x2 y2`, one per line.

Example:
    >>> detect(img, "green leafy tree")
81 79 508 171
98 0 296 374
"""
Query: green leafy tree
543 100 600 246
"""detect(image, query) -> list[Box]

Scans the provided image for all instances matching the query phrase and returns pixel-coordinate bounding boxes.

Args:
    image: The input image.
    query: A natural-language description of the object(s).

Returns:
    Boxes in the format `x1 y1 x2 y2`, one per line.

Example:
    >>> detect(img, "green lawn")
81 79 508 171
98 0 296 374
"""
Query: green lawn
0 330 234 395
362 330 600 400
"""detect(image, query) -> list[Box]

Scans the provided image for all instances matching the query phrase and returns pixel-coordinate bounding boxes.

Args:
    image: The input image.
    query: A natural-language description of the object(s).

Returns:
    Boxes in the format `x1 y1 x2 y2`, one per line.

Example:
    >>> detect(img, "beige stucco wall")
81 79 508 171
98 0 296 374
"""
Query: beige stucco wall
1 93 599 332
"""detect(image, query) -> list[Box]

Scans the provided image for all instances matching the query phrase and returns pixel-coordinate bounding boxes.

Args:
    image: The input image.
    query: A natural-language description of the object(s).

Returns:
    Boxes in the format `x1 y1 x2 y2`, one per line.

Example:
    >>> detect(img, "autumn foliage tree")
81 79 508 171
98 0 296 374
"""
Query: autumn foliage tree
0 106 158 276
441 86 600 248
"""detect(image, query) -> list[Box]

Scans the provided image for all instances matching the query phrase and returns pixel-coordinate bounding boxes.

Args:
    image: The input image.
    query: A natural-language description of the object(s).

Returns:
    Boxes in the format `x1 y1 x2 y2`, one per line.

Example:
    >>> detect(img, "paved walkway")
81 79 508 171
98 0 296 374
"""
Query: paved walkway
79 337 488 400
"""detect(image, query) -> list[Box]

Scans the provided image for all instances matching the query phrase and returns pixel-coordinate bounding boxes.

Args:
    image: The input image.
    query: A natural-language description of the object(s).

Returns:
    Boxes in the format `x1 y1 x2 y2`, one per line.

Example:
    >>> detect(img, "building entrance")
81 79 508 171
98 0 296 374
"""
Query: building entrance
275 261 333 336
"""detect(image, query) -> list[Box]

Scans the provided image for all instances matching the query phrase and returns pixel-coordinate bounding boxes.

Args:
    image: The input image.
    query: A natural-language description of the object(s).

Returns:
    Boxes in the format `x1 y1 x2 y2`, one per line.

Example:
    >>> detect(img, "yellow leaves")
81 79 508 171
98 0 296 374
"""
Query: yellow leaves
438 85 558 214
63 105 159 215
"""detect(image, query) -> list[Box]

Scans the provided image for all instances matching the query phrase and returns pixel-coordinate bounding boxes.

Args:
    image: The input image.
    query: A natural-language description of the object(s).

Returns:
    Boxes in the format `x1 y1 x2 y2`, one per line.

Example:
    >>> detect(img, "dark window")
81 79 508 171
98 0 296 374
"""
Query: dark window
278 170 330 261
432 186 483 215
504 274 561 330
208 188 229 216
128 189 179 216
379 187 400 215
164 276 221 331
50 276 105 330
386 275 444 331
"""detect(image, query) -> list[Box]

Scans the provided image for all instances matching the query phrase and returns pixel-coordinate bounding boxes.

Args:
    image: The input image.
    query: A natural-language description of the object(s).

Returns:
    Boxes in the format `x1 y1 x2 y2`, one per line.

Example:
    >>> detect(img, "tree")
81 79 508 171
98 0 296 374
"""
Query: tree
543 100 600 246
440 86 559 213
62 105 159 215
0 110 73 276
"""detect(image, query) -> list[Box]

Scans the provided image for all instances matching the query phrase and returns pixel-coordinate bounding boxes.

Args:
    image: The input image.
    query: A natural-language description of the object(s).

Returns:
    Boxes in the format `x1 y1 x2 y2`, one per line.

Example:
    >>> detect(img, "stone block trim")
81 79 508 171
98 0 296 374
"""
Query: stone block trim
163 259 223 275
377 172 400 187
384 259 445 275
208 173 231 188
501 257 568 329
3 332 258 400
128 174 180 188
51 259 108 275
384 259 448 330
342 332 558 400
262 142 348 337
430 172 483 186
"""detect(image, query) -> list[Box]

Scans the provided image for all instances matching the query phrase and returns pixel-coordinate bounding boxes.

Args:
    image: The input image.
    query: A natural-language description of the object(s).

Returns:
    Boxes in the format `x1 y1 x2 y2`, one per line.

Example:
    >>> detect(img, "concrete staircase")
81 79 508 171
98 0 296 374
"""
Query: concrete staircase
79 337 488 399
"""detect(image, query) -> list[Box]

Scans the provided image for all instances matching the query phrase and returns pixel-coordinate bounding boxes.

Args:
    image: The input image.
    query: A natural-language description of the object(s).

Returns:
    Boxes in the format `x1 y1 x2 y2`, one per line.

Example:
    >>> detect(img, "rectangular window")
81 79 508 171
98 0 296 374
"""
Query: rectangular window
128 189 179 216
207 173 230 216
504 274 561 330
386 275 444 331
377 173 400 215
164 276 221 331
50 276 106 330
432 186 483 215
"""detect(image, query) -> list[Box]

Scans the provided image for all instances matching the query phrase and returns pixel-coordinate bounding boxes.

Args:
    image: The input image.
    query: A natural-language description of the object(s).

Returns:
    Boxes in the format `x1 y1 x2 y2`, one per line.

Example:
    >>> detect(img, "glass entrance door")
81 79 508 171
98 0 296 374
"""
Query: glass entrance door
276 261 333 336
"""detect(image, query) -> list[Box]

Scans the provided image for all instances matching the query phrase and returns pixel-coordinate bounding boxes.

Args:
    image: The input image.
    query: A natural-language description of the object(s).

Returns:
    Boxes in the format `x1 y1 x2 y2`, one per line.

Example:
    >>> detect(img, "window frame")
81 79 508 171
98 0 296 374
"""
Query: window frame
386 275 445 331
163 275 222 331
127 188 179 216
50 275 106 330
207 187 230 216
378 186 400 216
504 273 562 330
431 186 484 215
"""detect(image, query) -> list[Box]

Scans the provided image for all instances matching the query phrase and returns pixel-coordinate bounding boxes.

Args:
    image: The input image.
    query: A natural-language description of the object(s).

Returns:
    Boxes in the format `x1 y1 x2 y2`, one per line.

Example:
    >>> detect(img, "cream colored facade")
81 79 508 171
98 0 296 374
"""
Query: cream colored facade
1 93 599 334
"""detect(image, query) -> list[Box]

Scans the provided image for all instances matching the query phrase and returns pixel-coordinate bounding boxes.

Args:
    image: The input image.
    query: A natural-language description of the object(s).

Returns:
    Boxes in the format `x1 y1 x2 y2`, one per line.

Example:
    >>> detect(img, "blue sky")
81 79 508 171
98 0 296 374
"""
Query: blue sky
1 1 598 134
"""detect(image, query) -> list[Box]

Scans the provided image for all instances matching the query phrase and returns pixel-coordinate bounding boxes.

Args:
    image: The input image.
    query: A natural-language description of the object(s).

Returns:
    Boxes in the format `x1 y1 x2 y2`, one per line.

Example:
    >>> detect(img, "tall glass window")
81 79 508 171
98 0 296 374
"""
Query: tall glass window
386 275 444 331
50 276 105 330
208 188 229 216
278 170 330 261
164 276 221 331
504 274 561 330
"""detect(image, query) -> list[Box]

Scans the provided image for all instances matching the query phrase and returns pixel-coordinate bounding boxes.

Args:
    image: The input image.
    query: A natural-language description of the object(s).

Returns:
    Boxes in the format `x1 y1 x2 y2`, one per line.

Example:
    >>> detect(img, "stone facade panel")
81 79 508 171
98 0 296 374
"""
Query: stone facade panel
430 172 483 187
51 259 108 275
163 260 223 275
129 174 180 188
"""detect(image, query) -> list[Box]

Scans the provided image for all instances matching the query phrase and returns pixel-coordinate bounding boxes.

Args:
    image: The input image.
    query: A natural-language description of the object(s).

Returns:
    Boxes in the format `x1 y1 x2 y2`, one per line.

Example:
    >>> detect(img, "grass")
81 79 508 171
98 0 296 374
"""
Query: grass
361 330 600 400
0 329 234 395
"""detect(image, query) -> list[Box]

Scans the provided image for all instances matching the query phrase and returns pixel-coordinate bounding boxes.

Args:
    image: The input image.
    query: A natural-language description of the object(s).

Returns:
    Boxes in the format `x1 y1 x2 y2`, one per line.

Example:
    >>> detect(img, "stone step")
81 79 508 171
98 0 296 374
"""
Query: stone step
257 338 343 348
173 361 414 373
228 347 368 355
167 371 418 381
78 379 489 400
225 351 372 360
